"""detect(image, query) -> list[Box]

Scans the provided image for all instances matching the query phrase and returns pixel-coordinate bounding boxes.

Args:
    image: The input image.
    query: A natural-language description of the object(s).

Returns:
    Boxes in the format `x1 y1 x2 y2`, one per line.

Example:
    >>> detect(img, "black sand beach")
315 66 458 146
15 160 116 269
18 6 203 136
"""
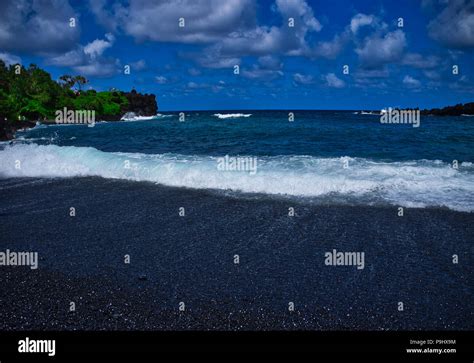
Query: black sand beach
0 177 472 330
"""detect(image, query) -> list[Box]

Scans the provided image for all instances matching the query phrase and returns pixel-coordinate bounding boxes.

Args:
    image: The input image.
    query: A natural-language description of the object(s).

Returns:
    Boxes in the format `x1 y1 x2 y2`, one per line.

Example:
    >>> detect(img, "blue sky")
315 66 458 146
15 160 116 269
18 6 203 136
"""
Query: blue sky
1 0 473 110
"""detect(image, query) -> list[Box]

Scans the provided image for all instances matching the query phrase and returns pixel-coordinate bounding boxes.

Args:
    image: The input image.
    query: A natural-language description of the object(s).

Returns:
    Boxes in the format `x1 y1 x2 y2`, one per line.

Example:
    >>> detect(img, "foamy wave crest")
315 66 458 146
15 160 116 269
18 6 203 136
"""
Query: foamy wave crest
120 113 174 121
213 113 252 119
1 144 473 211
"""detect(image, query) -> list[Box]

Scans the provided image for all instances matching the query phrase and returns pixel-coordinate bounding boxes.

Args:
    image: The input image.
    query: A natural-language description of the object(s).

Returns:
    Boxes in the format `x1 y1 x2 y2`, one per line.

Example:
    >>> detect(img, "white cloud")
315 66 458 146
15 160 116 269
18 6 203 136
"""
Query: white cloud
423 70 441 80
145 0 322 66
257 55 282 70
324 73 345 88
196 46 241 68
88 0 122 32
428 0 474 48
310 13 384 60
242 66 283 80
74 62 118 77
356 30 406 68
101 0 256 44
0 52 21 66
48 34 118 77
241 55 284 80
275 0 322 32
155 76 168 84
402 53 439 69
312 33 348 59
350 14 377 34
84 33 115 59
187 81 203 89
0 0 79 54
293 73 314 85
131 60 146 71
403 75 421 88
354 68 390 79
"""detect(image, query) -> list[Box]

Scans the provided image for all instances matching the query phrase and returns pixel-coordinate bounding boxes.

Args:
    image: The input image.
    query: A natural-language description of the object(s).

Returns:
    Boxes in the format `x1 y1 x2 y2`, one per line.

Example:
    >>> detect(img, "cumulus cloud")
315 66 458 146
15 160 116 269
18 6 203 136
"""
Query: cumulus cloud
0 0 79 54
242 56 284 80
88 0 123 32
293 73 315 85
84 33 115 59
214 0 322 58
310 13 384 60
356 30 406 68
217 27 283 56
350 14 378 34
428 0 474 48
242 68 284 80
403 75 421 88
256 55 282 70
48 34 119 77
324 73 345 88
0 52 21 66
402 53 439 69
155 76 168 84
131 60 146 71
195 46 241 68
354 68 390 79
74 62 118 77
187 81 205 89
114 0 322 68
185 81 223 93
312 33 349 59
276 0 322 32
423 70 441 80
92 0 256 44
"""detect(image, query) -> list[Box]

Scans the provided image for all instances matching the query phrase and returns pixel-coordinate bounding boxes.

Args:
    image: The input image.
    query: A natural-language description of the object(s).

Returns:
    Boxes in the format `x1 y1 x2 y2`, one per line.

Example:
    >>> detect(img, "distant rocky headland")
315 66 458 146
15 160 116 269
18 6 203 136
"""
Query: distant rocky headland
0 61 157 140
420 102 474 116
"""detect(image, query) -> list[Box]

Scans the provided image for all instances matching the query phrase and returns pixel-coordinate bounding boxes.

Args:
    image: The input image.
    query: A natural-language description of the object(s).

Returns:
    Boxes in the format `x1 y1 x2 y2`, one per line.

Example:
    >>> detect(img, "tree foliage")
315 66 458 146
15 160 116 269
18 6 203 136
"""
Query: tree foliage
0 61 129 122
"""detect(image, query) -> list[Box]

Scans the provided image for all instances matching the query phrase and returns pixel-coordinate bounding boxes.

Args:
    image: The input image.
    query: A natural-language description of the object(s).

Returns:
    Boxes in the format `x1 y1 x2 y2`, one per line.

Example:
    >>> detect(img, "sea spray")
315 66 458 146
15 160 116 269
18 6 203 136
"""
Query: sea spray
0 144 473 211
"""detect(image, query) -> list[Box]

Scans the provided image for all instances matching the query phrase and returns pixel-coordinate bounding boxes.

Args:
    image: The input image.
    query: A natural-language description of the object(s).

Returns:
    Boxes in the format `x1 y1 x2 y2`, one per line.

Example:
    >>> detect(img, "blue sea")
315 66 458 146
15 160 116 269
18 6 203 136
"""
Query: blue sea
1 110 473 212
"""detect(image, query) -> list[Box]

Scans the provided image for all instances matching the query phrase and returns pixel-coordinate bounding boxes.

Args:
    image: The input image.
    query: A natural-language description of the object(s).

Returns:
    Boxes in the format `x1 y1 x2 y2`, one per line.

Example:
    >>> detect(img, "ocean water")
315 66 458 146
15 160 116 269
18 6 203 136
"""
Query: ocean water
1 110 473 212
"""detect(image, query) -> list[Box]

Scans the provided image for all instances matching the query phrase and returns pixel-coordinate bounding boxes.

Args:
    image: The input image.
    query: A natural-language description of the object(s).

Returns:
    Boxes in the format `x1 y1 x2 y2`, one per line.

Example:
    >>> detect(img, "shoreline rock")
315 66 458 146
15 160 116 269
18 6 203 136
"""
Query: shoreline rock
0 118 37 141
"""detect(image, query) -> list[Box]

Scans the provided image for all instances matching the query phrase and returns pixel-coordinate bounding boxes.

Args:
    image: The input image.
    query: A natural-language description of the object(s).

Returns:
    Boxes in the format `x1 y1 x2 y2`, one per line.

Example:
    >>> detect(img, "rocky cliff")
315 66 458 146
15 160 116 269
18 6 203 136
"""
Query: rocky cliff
123 90 158 116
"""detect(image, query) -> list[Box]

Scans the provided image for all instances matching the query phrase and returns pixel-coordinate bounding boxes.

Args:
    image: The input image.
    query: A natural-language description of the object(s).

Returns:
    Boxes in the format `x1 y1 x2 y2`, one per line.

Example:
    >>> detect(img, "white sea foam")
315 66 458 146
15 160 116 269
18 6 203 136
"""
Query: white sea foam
213 113 252 119
120 112 173 121
0 144 473 212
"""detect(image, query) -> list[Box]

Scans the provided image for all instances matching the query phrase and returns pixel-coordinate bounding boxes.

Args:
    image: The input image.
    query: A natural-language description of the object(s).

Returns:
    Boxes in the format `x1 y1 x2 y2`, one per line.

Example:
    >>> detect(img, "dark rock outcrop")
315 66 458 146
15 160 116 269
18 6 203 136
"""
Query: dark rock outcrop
0 117 36 141
421 102 474 116
122 90 157 116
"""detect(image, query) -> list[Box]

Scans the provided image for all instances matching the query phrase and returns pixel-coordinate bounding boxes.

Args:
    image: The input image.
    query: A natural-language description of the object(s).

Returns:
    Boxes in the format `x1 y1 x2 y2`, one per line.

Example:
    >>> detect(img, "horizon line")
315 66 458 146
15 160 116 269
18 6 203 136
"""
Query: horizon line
157 107 425 112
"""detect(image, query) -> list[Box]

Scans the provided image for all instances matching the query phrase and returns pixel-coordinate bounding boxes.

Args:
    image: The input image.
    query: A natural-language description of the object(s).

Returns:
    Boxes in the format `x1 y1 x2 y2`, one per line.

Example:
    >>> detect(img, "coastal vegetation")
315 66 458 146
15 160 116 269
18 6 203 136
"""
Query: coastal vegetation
0 60 130 122
0 60 157 140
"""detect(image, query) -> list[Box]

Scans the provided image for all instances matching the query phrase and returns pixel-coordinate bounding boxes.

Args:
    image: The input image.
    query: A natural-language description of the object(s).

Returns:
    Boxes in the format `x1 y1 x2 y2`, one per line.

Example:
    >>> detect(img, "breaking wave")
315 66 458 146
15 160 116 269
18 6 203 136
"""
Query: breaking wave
213 113 252 119
0 143 473 212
